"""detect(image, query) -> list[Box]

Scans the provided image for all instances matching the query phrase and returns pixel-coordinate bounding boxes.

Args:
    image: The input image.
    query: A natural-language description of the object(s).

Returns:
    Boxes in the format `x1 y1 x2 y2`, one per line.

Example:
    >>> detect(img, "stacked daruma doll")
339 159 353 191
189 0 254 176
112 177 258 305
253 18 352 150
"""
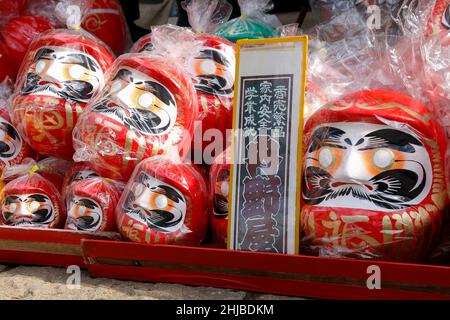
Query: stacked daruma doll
301 90 449 262
11 28 114 159
135 0 236 157
74 25 199 181
116 155 209 245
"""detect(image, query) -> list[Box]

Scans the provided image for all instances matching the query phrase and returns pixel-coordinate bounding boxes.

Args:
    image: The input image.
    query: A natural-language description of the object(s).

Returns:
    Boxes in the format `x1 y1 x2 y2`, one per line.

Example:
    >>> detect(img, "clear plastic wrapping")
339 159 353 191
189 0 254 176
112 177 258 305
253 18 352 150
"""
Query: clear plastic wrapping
65 176 120 231
209 147 230 247
0 0 26 29
61 161 100 197
11 26 115 159
81 0 132 55
0 162 65 228
73 25 199 181
301 90 448 262
182 0 233 34
215 0 281 42
116 155 209 246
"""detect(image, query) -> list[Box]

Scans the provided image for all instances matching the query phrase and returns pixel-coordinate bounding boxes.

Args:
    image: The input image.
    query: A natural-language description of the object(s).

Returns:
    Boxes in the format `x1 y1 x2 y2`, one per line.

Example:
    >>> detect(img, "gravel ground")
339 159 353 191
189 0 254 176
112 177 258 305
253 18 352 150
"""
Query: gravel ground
0 265 302 300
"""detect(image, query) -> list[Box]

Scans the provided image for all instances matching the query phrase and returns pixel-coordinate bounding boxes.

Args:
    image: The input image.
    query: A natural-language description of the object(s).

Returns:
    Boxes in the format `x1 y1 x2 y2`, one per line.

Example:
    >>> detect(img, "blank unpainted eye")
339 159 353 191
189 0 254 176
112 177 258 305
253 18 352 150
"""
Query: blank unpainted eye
201 60 217 74
318 148 333 169
373 149 394 169
78 206 87 216
133 184 145 197
29 201 40 212
138 92 154 108
111 80 122 92
9 203 16 212
69 65 85 79
35 60 46 74
154 195 168 209
220 182 229 197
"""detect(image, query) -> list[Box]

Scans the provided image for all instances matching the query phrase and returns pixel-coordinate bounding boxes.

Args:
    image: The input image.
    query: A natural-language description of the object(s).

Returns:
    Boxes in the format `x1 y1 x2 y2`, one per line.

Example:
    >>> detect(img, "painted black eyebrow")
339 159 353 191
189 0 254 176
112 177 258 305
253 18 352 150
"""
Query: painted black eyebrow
136 80 175 107
196 49 229 67
360 129 423 153
308 126 347 152
59 53 99 72
156 185 184 204
79 198 99 209
4 196 19 204
32 48 56 63
28 194 48 202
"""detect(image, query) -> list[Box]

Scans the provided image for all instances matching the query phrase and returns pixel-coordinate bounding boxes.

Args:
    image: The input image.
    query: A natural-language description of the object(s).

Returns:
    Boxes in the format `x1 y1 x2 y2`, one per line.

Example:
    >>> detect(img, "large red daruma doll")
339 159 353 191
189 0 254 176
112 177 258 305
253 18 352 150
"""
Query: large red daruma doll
116 157 209 245
82 0 130 55
65 177 119 232
301 90 449 262
0 172 64 228
11 30 114 159
133 34 235 154
209 148 231 247
73 54 198 181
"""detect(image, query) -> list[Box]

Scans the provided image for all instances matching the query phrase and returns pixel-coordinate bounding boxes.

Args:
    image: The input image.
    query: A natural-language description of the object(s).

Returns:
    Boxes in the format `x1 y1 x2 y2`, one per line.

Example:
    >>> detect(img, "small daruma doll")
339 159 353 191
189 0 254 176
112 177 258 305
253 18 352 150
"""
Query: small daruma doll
12 30 114 159
116 156 209 246
301 90 448 262
0 170 64 228
209 148 231 247
65 177 120 232
73 54 198 180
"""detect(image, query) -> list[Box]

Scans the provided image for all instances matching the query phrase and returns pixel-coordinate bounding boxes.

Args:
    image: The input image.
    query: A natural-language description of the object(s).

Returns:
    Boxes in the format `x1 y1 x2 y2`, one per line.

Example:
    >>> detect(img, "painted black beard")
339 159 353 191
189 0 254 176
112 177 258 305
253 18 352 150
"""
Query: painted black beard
302 165 426 210
213 194 228 217
195 75 233 97
20 72 94 103
91 99 171 135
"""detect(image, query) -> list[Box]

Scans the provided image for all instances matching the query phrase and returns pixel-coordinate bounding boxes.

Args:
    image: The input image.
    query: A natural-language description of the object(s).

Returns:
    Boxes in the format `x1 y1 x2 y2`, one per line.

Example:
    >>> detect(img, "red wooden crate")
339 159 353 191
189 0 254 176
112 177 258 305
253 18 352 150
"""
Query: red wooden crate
0 226 120 267
82 239 450 299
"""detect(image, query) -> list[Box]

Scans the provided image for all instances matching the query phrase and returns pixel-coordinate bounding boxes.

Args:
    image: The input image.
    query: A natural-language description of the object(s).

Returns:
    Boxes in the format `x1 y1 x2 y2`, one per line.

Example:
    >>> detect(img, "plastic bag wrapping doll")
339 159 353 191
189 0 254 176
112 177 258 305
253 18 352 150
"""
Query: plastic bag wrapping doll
35 157 72 193
0 81 34 175
301 90 449 262
182 0 236 157
115 152 209 246
81 0 132 55
133 2 236 159
73 25 200 181
209 147 231 247
11 2 115 160
427 0 450 36
64 176 120 231
215 0 281 42
303 1 438 121
0 16 55 79
0 159 65 228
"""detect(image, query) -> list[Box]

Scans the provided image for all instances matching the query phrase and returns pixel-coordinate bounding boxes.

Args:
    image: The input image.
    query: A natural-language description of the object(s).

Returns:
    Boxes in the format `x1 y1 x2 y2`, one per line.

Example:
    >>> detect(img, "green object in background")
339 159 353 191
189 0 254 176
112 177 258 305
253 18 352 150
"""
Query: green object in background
216 16 279 42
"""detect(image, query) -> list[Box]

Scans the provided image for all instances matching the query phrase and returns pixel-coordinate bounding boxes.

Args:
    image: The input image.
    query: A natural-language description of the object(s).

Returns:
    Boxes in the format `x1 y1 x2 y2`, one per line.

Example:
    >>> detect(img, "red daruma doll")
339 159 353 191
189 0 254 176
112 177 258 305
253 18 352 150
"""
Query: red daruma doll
0 166 64 228
135 2 236 155
65 177 120 232
116 156 209 245
11 29 114 159
301 90 449 262
74 26 199 180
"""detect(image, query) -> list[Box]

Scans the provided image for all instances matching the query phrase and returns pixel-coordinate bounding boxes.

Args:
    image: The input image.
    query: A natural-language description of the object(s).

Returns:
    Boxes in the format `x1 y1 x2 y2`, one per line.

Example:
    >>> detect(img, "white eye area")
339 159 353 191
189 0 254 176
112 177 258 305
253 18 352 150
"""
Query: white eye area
318 148 333 169
9 203 16 212
29 201 40 212
201 60 217 74
373 149 394 169
69 65 86 79
138 92 154 108
133 183 145 198
154 195 168 209
111 80 122 92
220 182 229 197
78 206 87 216
35 60 46 74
